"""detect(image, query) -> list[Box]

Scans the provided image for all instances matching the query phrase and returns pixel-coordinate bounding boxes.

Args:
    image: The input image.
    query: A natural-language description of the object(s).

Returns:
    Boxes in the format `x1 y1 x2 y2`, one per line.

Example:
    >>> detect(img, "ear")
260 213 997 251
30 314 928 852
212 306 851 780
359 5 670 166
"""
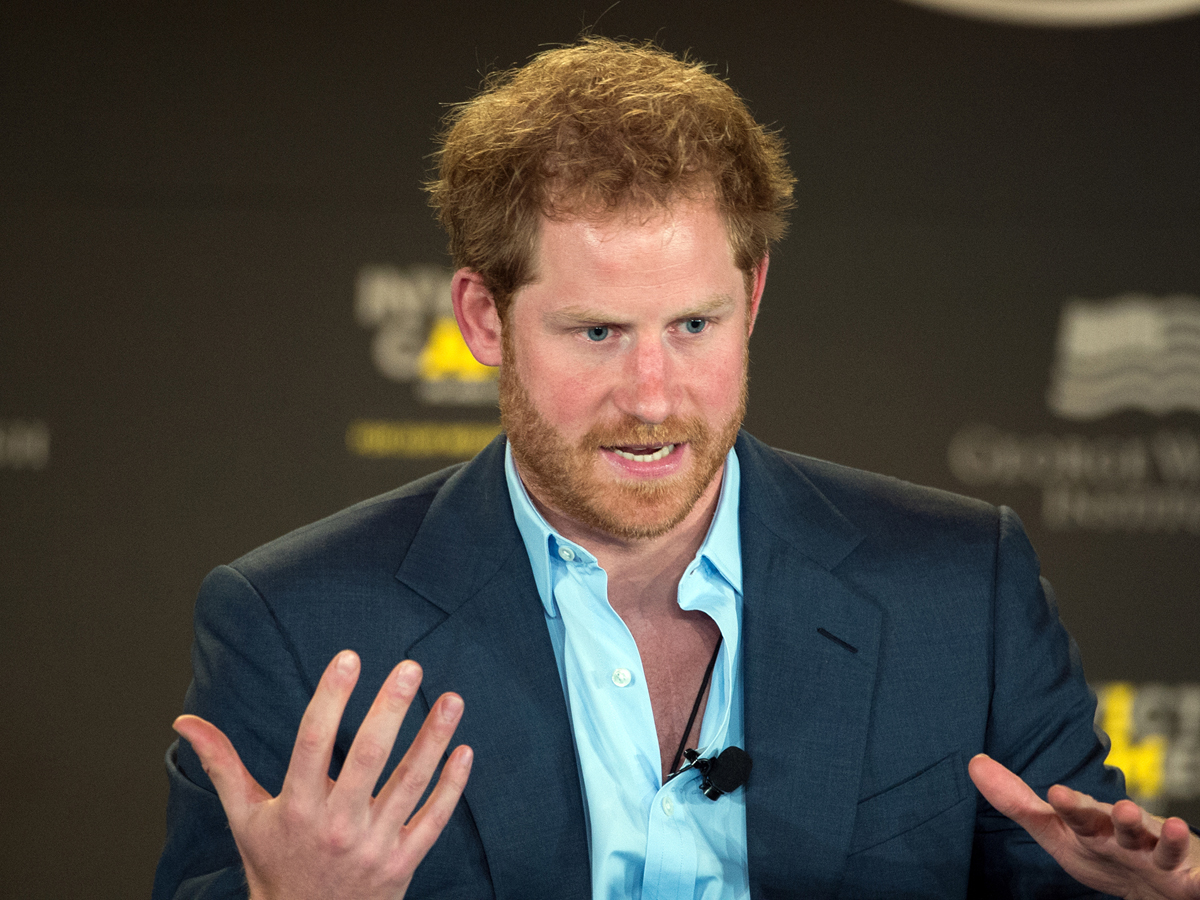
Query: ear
746 255 769 337
452 268 503 367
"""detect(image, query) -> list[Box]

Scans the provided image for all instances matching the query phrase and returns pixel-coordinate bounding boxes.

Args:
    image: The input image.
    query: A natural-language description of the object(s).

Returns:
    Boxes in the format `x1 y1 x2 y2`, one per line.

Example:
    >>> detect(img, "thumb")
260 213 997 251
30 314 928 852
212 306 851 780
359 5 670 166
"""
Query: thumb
174 714 271 824
970 754 1061 838
970 755 1052 817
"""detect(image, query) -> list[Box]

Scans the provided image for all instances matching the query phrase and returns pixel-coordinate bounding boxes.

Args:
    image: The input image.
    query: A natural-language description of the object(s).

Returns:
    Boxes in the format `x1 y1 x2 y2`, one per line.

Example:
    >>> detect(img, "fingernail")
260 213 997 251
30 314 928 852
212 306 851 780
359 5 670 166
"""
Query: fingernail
336 650 358 674
395 660 421 690
441 694 463 722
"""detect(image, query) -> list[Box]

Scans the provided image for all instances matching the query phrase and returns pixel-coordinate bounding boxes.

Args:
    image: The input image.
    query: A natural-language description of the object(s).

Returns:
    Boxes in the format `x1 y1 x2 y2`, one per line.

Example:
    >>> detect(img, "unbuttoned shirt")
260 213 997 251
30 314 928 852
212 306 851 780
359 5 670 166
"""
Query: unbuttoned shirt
505 443 749 900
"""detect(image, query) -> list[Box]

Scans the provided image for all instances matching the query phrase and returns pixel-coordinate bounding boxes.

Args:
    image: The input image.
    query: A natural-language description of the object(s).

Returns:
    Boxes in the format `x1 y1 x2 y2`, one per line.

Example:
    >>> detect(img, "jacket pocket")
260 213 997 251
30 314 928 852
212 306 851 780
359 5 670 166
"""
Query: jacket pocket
847 751 969 855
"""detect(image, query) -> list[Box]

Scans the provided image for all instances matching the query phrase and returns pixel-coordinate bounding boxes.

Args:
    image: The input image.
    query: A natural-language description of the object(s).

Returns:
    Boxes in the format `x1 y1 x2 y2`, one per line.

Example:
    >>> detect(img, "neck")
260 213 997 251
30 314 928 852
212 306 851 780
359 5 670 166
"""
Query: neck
523 463 725 620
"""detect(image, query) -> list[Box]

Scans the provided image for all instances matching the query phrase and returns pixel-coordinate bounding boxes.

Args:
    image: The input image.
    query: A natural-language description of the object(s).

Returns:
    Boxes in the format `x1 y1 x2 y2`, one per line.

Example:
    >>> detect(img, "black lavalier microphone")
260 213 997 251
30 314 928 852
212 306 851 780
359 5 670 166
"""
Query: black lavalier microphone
682 746 753 800
664 636 751 799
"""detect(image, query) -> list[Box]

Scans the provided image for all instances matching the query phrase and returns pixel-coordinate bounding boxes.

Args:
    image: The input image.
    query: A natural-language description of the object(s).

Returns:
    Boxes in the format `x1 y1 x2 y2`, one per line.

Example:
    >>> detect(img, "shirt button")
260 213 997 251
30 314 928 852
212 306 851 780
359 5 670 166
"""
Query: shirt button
662 795 675 817
611 668 632 687
557 545 575 562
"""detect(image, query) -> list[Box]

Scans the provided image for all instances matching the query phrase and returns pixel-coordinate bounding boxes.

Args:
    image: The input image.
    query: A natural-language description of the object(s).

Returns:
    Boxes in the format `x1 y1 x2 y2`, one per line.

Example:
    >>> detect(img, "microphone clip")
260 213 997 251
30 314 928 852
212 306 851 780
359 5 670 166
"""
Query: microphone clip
682 746 753 800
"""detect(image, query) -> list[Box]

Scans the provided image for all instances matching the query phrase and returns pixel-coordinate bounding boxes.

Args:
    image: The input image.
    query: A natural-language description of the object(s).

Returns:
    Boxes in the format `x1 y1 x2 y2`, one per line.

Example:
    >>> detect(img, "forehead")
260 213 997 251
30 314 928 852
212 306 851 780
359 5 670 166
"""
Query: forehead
524 197 741 300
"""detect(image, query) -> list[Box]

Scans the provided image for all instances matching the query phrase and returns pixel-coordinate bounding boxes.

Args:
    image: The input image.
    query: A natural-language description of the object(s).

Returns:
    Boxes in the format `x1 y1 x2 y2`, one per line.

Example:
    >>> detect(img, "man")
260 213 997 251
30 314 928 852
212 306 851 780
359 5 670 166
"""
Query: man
155 38 1200 900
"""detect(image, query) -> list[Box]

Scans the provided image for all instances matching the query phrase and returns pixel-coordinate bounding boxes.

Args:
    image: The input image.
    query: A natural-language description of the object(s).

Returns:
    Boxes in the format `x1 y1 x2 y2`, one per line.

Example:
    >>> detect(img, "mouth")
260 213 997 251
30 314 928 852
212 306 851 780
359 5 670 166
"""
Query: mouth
607 443 678 462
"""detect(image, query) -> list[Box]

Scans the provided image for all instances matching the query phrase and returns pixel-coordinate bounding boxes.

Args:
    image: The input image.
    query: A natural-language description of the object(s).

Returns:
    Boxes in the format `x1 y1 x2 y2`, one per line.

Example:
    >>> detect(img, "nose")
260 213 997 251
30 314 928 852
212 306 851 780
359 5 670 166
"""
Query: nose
618 335 673 424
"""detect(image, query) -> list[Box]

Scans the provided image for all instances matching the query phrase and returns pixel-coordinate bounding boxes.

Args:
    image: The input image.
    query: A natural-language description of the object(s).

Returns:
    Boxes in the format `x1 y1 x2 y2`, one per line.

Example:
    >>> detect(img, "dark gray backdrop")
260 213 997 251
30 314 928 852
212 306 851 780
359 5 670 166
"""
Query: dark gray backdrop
2 1 1197 896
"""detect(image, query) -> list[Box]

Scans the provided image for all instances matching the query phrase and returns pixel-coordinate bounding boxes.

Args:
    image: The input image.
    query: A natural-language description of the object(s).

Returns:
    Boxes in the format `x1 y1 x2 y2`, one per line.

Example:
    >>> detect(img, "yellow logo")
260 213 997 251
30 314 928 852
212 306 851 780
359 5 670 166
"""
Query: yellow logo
1098 682 1166 799
350 266 500 460
355 265 498 406
418 317 495 383
1094 682 1200 814
346 420 501 460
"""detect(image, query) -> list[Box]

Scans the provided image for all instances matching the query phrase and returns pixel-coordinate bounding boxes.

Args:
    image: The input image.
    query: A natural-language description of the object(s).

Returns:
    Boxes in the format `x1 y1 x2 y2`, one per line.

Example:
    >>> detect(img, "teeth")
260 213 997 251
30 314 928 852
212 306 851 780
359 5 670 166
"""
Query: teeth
612 444 676 462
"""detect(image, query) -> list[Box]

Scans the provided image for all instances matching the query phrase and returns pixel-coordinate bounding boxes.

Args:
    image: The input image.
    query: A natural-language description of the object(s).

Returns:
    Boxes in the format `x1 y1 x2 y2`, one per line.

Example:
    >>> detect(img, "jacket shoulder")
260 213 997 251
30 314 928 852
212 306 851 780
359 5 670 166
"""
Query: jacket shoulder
795 450 992 516
746 436 1007 551
207 463 466 612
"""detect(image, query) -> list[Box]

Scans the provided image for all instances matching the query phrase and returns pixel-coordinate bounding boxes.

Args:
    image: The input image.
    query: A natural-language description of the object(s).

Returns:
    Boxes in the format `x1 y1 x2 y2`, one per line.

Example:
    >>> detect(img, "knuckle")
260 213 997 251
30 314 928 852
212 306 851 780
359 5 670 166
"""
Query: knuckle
355 845 386 874
383 688 413 716
388 681 422 710
295 724 331 756
350 737 390 772
321 814 360 855
386 847 422 883
422 800 454 833
279 797 315 833
395 762 431 798
427 711 459 739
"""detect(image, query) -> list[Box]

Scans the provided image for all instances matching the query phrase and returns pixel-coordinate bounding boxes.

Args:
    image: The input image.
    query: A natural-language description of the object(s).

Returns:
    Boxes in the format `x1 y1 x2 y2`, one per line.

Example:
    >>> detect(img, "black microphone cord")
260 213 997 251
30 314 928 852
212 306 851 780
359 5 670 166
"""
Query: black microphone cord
667 635 723 778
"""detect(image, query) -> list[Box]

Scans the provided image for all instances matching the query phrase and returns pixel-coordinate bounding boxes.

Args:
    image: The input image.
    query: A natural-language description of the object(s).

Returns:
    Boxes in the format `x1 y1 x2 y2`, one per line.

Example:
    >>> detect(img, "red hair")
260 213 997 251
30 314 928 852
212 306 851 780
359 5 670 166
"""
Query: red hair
427 37 795 318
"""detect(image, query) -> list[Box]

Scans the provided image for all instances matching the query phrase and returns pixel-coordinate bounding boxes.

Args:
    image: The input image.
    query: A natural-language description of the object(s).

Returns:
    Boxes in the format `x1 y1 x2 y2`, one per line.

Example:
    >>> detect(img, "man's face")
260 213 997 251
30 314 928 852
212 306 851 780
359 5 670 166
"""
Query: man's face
500 197 760 542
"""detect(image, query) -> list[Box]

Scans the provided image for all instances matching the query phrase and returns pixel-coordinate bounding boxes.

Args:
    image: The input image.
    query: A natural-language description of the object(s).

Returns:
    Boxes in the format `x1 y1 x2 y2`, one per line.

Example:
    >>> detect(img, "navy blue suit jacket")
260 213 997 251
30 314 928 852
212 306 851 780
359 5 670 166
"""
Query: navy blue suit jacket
154 432 1124 899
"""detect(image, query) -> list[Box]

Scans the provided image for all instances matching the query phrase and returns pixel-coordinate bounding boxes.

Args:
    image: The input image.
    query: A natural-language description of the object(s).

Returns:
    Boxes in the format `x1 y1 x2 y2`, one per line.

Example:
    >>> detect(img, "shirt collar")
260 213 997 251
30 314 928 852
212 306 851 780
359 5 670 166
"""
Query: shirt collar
504 440 743 618
700 447 742 594
505 442 564 617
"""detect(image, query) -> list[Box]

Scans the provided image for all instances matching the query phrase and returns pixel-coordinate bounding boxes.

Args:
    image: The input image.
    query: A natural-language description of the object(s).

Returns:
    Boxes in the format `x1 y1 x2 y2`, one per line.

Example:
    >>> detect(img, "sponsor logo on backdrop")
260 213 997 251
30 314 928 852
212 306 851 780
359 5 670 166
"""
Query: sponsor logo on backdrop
350 265 500 460
1048 295 1200 420
355 265 498 406
1095 682 1200 815
0 419 50 470
895 0 1200 26
346 420 502 460
948 294 1200 533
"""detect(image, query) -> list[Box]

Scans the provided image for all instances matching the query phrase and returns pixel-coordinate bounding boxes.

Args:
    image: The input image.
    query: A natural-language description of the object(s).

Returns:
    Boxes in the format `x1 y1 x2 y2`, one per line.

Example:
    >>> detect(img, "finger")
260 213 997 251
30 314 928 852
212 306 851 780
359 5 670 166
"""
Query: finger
174 714 270 826
375 692 465 829
282 650 361 803
1111 799 1159 851
332 659 423 800
970 754 1054 827
1046 784 1115 840
394 744 474 874
1153 817 1193 870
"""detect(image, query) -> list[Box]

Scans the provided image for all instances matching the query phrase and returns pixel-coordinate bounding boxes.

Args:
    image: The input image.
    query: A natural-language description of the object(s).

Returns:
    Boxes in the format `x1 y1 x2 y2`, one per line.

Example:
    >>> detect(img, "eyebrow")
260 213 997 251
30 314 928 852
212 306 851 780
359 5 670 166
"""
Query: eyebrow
544 294 738 328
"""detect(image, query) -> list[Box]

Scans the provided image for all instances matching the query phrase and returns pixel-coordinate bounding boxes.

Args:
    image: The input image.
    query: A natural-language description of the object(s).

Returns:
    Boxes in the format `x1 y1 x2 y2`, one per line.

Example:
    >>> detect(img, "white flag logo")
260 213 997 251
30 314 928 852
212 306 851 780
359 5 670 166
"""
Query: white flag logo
1047 294 1200 420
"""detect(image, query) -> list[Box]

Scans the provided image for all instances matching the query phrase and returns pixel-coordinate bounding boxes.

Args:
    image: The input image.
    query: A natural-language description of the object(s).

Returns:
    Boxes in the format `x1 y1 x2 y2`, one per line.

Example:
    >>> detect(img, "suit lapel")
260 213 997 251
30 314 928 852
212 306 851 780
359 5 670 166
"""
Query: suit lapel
737 434 883 899
397 438 590 900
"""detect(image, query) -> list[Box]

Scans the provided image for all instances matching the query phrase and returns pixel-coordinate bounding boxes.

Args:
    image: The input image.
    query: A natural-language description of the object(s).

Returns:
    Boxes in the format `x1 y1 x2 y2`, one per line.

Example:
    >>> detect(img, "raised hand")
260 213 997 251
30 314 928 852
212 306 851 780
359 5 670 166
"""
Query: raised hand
173 650 472 900
970 753 1200 900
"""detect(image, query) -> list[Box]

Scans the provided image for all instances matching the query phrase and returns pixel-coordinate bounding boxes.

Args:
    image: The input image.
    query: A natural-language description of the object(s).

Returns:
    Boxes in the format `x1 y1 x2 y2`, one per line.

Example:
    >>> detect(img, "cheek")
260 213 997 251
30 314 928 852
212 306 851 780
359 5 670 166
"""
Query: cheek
517 346 609 427
689 344 747 407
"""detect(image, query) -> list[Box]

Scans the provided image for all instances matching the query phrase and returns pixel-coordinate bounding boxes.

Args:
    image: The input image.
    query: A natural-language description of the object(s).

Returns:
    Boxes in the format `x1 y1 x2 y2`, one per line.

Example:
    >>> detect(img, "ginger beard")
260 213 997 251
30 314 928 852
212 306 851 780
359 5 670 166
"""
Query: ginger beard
499 326 748 541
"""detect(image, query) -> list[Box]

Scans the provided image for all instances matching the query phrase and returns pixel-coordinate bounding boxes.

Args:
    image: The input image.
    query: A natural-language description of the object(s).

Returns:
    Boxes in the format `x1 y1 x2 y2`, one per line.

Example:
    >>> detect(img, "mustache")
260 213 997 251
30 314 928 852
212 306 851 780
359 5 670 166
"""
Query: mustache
581 416 709 449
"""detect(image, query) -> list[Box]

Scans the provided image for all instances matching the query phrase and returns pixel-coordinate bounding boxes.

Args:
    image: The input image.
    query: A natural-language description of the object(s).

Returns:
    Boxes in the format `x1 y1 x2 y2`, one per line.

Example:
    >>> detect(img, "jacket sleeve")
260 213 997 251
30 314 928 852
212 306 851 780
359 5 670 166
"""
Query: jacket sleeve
152 564 318 900
968 506 1126 899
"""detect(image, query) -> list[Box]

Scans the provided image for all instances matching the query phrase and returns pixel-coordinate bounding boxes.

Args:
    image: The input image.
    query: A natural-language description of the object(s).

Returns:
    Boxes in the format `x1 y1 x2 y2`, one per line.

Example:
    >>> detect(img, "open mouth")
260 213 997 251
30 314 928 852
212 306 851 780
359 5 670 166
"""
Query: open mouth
608 443 677 462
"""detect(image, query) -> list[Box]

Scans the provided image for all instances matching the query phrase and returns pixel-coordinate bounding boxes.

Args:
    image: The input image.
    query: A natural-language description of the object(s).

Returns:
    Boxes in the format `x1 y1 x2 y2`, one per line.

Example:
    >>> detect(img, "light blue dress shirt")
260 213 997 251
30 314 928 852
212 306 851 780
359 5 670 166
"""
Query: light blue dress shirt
505 443 749 900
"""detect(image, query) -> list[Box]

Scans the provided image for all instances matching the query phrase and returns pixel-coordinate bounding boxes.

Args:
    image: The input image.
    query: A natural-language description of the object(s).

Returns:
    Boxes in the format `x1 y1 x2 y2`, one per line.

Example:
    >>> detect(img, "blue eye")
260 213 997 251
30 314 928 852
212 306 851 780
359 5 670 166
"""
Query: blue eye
684 318 707 334
586 325 610 342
